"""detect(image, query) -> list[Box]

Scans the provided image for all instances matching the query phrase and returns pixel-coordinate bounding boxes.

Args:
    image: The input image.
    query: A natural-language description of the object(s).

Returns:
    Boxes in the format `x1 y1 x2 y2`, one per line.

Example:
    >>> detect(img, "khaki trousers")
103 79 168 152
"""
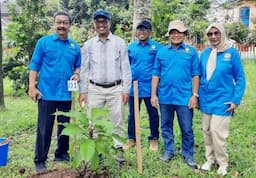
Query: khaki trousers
202 113 231 167
87 83 124 148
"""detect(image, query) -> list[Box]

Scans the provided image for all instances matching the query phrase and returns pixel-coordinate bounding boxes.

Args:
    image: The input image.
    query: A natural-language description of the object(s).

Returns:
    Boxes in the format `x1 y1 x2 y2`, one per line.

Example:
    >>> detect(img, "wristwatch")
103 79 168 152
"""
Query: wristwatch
193 93 199 98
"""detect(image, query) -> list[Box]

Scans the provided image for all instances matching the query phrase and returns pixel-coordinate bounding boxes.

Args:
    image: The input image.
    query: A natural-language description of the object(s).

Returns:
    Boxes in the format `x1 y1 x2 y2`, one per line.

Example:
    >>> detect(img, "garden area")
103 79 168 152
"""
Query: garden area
0 60 256 178
1 0 256 177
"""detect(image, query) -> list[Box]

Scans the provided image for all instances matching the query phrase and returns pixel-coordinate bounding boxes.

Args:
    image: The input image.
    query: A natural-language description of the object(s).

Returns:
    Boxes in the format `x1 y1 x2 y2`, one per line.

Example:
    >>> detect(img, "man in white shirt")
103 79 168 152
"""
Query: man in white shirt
79 9 132 162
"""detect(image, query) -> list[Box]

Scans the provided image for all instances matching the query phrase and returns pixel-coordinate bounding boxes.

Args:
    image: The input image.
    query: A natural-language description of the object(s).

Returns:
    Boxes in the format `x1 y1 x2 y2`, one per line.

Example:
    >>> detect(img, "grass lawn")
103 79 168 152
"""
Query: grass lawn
0 60 256 178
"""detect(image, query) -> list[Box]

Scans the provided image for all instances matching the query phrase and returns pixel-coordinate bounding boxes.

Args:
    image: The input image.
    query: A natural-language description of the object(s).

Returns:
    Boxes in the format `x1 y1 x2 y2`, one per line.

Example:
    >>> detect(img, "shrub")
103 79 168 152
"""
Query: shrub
247 30 256 45
225 22 249 43
55 107 122 171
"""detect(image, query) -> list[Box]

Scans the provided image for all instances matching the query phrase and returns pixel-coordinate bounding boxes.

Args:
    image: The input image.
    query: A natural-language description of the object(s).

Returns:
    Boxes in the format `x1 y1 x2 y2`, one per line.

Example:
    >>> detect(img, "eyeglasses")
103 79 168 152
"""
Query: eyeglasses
55 21 70 26
95 19 108 25
207 31 221 37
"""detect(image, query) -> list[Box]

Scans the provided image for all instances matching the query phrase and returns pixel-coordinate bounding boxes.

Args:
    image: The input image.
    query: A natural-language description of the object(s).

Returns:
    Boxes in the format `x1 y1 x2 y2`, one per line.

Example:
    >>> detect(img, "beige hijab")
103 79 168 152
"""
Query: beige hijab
206 23 230 81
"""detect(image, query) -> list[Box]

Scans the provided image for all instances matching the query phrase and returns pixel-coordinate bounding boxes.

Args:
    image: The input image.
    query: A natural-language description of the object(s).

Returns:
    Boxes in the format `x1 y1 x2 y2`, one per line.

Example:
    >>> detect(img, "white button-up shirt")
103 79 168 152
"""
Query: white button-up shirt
80 32 131 94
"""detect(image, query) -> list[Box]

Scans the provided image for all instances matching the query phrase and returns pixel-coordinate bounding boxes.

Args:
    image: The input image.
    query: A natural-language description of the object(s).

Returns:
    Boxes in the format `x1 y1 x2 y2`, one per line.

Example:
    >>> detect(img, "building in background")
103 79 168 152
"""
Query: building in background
234 0 256 30
207 0 256 30
1 0 16 29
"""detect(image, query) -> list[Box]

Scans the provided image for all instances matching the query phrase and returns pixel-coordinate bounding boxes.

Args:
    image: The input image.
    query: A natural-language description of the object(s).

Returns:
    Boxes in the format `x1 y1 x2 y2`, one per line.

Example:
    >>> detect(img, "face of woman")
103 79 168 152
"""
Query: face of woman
207 27 221 47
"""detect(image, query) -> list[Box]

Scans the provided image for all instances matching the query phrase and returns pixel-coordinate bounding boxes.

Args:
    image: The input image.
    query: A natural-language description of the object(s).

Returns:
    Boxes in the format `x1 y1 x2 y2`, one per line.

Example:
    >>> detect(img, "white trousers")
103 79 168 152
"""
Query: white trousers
202 113 231 168
88 83 124 148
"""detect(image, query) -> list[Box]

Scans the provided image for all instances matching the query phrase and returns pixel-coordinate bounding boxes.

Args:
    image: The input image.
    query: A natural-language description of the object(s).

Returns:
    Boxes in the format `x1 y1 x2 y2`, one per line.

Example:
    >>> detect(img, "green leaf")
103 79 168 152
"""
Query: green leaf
95 139 109 155
91 108 109 120
72 151 82 168
54 110 87 119
61 123 84 137
94 120 113 135
90 152 100 171
112 133 126 144
80 139 96 162
69 140 75 157
54 110 89 126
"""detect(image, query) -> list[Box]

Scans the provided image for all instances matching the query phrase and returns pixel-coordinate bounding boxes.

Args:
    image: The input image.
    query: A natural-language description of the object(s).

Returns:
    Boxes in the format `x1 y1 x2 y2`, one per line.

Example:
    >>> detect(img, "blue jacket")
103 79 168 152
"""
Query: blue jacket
199 47 246 116
153 43 200 106
29 33 81 101
128 39 162 97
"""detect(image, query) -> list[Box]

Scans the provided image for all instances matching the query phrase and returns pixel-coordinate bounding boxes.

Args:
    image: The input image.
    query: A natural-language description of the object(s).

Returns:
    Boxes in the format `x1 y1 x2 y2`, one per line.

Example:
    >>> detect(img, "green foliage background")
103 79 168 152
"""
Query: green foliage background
2 0 256 94
151 0 210 44
1 0 256 177
225 22 250 43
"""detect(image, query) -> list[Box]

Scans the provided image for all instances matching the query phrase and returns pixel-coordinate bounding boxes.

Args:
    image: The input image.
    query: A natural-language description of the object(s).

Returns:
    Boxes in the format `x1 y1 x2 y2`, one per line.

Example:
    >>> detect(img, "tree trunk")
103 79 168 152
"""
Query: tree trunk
132 0 151 40
0 3 5 110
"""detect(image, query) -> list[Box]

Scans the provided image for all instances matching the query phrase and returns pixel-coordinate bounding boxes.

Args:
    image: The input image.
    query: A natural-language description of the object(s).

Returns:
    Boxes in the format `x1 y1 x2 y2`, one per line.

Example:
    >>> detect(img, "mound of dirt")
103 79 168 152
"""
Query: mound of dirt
28 168 110 178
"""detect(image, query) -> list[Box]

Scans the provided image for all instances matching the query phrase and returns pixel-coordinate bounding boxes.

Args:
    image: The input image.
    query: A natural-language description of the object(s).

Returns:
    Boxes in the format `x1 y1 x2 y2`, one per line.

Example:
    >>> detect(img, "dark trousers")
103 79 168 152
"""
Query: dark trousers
34 100 71 163
127 96 159 141
160 104 194 160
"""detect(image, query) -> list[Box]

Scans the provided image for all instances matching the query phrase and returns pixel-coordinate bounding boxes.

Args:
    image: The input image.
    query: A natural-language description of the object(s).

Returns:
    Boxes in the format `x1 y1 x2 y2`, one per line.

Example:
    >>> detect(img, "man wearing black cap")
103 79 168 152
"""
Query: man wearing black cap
79 10 131 162
123 20 162 151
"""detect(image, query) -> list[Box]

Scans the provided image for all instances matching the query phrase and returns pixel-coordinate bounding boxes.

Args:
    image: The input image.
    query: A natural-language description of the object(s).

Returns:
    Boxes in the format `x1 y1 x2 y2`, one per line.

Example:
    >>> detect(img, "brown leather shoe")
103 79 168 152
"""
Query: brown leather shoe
149 139 158 151
123 139 135 151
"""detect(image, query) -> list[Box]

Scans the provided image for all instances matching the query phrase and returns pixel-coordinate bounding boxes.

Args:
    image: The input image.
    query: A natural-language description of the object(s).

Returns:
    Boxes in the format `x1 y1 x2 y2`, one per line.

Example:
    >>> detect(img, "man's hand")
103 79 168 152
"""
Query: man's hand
151 95 159 108
224 102 237 113
28 86 42 102
28 70 41 102
122 93 129 104
70 73 79 81
189 95 198 109
79 93 87 107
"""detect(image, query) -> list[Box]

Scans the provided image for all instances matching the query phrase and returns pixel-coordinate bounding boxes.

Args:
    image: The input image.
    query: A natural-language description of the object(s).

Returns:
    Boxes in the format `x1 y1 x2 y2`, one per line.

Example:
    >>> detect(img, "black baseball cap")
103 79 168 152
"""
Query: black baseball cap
93 10 110 20
136 20 152 30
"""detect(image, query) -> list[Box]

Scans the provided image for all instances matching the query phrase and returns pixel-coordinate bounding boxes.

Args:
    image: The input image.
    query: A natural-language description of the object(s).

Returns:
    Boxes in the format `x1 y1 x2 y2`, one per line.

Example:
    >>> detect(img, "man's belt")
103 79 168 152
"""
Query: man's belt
89 80 122 88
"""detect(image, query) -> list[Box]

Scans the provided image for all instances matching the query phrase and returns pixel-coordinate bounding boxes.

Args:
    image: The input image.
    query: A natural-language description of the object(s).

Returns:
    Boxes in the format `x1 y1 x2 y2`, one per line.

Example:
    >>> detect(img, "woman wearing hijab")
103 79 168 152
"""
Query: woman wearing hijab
198 23 246 176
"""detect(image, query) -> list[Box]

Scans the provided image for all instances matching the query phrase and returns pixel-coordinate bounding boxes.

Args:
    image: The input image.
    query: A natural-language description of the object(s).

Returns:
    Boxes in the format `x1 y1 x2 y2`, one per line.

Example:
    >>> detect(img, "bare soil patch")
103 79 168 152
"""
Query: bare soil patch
27 168 110 178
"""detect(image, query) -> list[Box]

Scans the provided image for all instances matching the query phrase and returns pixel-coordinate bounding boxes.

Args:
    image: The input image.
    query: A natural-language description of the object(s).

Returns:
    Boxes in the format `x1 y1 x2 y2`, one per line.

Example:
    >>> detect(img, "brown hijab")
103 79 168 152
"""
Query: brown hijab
206 23 231 80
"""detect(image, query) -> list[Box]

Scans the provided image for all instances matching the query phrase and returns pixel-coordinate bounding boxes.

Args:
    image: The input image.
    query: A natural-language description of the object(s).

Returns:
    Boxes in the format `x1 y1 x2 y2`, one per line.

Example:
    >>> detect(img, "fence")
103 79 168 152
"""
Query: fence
194 43 256 60
233 44 256 60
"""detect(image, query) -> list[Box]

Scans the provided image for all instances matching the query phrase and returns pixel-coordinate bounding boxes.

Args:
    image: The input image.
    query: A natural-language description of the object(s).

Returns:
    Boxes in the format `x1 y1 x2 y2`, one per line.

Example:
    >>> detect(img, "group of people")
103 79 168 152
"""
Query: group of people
28 9 246 176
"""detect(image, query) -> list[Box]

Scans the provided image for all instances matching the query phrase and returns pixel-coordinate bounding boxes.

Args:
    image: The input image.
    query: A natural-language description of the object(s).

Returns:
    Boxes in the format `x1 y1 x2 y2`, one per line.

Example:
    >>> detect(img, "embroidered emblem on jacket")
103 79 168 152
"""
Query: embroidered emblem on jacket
222 53 231 61
70 43 75 49
224 53 231 58
150 45 156 50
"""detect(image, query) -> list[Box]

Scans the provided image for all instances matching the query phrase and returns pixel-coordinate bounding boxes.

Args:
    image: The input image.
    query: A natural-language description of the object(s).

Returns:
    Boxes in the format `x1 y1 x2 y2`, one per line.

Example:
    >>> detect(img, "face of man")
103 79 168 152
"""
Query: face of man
54 15 71 40
136 26 151 44
207 27 221 47
168 30 185 47
94 17 110 37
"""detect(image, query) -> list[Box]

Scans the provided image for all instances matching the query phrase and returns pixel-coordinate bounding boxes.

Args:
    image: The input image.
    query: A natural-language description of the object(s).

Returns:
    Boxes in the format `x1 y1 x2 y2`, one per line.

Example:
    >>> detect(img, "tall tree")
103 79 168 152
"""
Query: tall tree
7 0 49 63
132 0 151 39
3 0 50 92
151 0 210 44
0 3 5 110
60 0 90 25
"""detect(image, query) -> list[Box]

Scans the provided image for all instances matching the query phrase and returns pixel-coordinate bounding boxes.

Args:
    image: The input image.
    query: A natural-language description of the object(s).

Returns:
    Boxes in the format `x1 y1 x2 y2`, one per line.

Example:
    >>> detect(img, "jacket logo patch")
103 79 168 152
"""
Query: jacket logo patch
223 53 231 61
150 45 156 50
70 43 75 49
